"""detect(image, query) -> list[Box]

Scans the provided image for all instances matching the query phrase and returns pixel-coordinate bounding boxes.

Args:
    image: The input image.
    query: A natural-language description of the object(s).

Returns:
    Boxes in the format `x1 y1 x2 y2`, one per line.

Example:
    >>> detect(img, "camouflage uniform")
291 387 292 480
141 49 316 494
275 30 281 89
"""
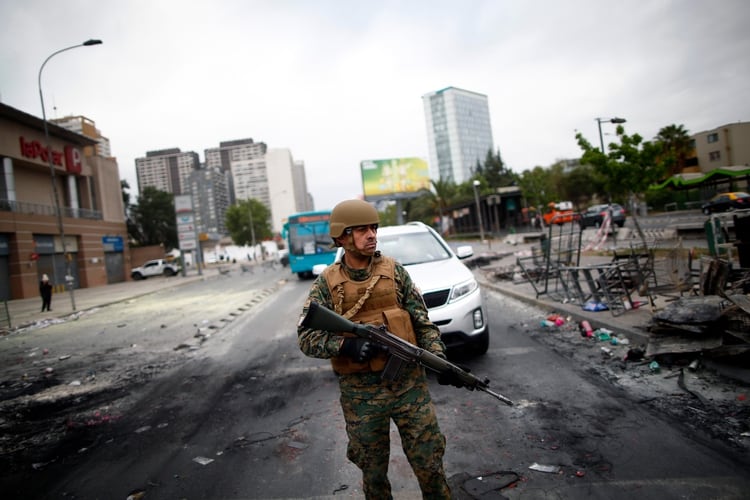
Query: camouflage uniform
298 254 451 500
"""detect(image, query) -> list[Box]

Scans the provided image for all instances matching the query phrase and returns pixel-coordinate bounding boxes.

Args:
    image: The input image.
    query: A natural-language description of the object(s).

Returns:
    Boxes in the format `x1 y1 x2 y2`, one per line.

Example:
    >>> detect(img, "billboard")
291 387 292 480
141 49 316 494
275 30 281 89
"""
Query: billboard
360 157 431 201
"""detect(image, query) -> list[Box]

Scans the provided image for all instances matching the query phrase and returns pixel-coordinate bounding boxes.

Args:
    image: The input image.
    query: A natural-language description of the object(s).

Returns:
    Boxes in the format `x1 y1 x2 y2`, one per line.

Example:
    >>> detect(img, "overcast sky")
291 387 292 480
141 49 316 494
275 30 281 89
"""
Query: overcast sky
2 0 749 211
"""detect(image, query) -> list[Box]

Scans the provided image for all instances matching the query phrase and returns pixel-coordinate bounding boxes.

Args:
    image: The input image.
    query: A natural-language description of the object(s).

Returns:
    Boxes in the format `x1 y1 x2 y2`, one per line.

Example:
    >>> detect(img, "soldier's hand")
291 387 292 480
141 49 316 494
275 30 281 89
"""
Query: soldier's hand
438 365 473 389
340 338 383 363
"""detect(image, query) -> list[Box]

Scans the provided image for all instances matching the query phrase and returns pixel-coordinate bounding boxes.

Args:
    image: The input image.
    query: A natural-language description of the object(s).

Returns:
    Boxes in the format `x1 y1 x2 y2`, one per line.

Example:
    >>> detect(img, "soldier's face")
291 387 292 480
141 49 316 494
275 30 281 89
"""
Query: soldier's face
343 224 378 257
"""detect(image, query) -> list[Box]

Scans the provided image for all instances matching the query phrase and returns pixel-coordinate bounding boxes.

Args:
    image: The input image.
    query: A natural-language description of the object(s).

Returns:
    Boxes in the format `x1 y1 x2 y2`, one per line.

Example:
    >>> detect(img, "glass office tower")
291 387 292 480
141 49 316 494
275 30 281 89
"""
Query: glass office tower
423 87 494 184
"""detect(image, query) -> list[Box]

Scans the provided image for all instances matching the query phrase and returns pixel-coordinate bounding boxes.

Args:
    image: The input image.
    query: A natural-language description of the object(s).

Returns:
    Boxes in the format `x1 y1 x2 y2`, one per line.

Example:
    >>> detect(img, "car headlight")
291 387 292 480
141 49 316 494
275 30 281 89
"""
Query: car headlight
449 278 478 303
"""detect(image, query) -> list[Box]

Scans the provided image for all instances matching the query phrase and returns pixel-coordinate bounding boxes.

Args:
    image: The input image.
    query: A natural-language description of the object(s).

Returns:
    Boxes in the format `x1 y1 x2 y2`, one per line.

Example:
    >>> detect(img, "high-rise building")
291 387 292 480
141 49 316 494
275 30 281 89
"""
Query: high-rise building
205 138 267 206
292 160 313 212
51 115 112 159
422 86 494 184
135 148 200 195
188 166 231 237
265 148 303 233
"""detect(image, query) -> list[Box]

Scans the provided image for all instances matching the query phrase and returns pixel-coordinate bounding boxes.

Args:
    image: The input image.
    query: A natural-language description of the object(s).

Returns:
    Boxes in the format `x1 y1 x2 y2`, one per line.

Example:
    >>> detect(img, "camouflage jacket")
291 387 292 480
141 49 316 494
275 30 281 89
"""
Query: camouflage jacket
297 254 446 360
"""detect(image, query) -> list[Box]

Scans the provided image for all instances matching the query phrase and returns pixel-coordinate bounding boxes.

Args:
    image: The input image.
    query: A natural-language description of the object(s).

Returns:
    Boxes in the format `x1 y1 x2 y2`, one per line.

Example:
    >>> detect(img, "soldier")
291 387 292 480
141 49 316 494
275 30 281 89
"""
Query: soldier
297 199 462 499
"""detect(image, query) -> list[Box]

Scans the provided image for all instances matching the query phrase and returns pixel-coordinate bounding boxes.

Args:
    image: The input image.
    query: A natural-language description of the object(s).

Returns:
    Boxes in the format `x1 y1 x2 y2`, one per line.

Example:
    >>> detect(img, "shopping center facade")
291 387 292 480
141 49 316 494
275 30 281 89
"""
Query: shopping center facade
0 103 129 300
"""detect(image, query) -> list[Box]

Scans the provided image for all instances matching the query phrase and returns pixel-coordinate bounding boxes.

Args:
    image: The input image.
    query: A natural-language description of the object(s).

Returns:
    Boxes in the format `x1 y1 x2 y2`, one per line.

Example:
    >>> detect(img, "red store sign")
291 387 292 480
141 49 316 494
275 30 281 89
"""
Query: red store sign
18 136 82 174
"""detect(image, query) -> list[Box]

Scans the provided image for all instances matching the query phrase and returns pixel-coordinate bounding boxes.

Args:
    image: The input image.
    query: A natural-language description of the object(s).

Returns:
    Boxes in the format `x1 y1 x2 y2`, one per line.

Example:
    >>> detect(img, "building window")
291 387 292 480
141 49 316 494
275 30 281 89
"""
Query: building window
709 151 721 161
707 133 719 143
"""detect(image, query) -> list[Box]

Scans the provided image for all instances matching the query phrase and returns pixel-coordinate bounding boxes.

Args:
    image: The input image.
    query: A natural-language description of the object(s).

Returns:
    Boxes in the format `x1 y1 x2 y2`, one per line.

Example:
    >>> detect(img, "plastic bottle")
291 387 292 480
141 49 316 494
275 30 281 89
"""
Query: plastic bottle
579 320 593 338
540 319 555 328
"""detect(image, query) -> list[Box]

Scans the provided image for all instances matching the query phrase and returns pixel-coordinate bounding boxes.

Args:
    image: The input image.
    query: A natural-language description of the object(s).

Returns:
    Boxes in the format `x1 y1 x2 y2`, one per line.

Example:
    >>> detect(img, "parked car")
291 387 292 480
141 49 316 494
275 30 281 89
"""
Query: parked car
130 259 181 280
580 203 627 229
701 192 750 215
311 222 489 355
542 201 577 225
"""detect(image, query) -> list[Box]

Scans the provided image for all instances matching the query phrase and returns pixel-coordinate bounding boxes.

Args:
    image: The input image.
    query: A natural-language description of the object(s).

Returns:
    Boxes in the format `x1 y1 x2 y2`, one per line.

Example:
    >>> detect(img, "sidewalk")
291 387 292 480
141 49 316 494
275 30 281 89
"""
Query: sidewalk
467 236 661 346
2 265 225 332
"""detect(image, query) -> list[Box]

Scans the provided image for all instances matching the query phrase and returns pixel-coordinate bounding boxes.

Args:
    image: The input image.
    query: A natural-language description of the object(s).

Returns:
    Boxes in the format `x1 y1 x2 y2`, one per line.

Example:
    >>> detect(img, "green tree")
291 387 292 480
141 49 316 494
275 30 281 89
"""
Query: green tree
121 180 142 246
655 124 692 176
576 125 661 203
130 186 178 249
560 164 600 209
482 148 515 188
517 166 552 210
225 198 272 245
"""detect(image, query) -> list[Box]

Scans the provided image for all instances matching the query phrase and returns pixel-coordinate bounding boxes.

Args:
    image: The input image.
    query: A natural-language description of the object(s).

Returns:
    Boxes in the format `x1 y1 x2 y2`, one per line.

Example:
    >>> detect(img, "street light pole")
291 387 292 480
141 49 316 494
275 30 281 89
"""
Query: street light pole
596 117 627 152
472 180 485 243
247 200 256 248
38 39 102 311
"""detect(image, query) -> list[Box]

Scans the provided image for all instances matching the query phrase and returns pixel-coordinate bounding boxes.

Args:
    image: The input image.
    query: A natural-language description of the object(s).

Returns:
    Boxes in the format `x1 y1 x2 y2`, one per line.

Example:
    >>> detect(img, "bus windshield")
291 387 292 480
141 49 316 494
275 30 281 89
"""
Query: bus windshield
286 211 337 278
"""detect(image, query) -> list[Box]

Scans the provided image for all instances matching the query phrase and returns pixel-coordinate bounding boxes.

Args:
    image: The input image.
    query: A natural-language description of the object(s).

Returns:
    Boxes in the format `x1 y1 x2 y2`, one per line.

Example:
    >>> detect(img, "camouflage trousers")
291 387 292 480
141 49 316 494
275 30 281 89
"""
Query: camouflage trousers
339 371 451 500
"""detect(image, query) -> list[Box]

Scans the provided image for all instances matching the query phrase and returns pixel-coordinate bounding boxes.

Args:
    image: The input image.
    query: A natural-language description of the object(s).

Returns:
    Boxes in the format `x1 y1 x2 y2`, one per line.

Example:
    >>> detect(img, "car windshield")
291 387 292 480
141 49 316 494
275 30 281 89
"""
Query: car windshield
378 231 451 265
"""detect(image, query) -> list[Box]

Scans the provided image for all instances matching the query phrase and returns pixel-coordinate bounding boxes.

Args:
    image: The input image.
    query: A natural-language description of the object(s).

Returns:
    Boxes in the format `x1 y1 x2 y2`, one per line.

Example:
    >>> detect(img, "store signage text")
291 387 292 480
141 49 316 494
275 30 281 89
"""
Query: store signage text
18 136 83 174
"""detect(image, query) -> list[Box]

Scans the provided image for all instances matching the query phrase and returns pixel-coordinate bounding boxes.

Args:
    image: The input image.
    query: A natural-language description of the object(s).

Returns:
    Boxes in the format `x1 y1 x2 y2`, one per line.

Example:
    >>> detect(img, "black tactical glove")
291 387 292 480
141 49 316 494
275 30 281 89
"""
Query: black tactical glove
340 338 383 364
438 365 472 389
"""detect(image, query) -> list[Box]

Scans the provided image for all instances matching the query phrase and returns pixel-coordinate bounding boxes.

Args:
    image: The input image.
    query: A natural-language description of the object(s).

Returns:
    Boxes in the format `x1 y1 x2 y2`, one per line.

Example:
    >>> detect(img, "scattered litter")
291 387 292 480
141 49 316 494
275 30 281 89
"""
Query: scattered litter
463 471 519 495
547 314 565 326
528 462 560 473
69 380 81 386
583 301 608 312
126 490 146 500
59 354 71 360
575 470 586 477
287 441 308 449
649 361 661 373
624 347 645 362
579 320 593 337
135 425 151 434
332 484 348 494
193 456 214 465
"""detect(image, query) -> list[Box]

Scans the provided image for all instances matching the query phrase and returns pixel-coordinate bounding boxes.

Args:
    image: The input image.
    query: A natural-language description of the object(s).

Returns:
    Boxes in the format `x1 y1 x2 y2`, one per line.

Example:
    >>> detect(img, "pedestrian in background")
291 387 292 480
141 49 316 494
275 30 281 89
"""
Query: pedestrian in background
40 274 52 312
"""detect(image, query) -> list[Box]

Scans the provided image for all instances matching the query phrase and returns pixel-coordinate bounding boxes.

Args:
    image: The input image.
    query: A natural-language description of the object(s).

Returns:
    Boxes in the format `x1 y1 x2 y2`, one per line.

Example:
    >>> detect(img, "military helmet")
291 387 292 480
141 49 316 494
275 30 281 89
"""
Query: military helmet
329 199 379 239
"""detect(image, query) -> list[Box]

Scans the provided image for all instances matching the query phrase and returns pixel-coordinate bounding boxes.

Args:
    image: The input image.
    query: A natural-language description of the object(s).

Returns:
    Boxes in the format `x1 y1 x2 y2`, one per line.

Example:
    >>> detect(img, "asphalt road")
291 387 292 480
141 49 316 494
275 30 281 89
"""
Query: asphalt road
1 264 749 499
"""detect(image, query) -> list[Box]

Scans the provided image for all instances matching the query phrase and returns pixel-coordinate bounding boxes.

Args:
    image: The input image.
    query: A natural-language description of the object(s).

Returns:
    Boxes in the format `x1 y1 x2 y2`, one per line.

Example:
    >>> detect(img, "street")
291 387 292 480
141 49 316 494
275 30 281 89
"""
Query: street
1 262 749 499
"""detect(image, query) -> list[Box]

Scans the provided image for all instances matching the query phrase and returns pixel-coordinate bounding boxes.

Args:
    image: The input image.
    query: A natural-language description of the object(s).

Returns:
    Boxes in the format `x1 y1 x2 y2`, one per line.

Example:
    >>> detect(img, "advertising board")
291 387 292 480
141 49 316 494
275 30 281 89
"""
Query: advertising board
360 157 430 201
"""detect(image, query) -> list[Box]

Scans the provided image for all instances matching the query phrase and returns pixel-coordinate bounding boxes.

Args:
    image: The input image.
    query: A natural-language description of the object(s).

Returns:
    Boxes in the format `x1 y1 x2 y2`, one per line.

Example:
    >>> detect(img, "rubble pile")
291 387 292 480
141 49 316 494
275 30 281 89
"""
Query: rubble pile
647 295 750 363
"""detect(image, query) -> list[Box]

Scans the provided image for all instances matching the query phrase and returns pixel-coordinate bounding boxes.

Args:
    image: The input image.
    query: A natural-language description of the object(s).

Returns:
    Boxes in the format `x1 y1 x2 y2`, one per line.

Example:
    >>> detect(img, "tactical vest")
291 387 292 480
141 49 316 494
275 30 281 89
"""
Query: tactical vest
323 255 417 374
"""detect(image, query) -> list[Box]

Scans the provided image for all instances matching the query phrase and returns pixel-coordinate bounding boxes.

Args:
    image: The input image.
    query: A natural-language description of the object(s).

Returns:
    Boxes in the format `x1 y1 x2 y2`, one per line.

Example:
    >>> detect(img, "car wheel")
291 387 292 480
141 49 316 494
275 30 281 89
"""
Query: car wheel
471 328 489 356
163 269 175 277
132 272 143 280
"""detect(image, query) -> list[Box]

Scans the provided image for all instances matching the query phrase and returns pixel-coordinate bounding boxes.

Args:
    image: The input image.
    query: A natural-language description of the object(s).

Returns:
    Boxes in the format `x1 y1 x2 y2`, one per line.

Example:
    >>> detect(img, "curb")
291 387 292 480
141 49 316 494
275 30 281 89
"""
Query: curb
477 275 652 346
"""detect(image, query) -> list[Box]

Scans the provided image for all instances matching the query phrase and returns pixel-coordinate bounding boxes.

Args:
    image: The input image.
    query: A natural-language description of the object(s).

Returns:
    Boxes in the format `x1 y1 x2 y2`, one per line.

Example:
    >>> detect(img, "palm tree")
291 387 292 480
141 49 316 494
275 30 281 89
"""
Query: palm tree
656 124 692 176
430 178 457 234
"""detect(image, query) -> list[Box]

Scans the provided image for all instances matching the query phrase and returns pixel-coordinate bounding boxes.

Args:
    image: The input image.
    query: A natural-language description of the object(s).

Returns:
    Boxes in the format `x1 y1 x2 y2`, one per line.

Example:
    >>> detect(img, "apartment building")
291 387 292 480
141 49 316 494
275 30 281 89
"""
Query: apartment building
692 121 750 172
135 148 200 196
0 103 129 300
51 115 112 159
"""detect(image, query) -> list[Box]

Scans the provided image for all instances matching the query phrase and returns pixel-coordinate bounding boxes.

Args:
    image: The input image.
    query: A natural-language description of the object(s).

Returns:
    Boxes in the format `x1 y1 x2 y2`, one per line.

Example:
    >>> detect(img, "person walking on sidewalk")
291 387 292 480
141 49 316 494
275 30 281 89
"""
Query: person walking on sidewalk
39 274 52 312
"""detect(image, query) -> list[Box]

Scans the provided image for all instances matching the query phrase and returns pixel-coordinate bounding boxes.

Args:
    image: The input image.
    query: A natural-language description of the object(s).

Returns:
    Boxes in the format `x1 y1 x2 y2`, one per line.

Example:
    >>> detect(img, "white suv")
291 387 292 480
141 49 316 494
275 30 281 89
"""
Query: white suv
377 222 489 356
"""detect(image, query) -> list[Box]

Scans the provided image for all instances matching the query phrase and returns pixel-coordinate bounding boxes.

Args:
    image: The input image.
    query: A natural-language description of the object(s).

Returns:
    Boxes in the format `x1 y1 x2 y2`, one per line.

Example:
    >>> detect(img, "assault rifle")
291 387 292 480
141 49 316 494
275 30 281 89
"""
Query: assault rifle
300 301 513 406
